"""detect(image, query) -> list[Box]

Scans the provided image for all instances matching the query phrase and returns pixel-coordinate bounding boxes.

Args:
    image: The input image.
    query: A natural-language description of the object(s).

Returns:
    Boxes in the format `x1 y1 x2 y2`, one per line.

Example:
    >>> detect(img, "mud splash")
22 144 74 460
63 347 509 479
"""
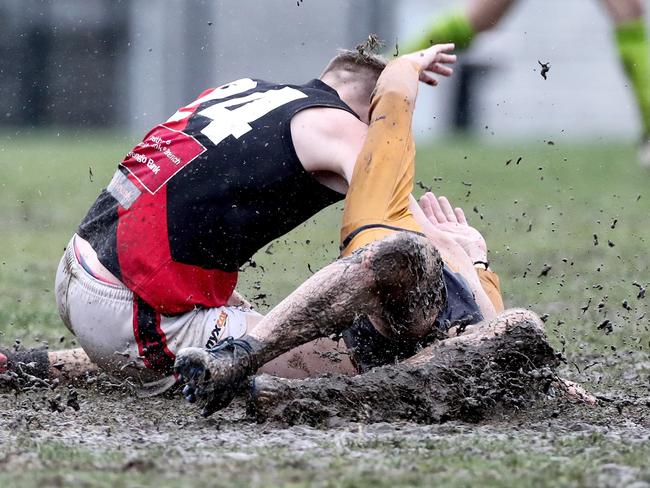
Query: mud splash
249 319 561 426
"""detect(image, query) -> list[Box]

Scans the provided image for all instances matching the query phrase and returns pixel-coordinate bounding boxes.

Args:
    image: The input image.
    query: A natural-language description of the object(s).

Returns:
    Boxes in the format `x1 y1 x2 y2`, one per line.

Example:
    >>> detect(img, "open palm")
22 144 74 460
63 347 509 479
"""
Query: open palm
419 192 487 263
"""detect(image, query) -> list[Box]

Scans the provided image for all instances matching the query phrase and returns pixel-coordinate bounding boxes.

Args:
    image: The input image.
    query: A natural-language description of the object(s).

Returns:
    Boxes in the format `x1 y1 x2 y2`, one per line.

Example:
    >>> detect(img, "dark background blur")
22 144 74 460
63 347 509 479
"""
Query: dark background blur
0 0 642 139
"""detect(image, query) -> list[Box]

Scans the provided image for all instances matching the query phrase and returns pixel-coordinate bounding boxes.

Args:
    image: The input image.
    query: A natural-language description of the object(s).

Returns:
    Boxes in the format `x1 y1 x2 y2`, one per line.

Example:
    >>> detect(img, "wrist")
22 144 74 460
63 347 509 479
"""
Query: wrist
473 260 490 270
466 241 487 262
467 249 487 264
396 56 426 75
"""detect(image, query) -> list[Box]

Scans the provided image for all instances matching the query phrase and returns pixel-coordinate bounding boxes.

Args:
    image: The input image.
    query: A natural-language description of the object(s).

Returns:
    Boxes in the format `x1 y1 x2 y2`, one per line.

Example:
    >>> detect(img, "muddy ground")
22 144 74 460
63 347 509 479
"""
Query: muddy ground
2 137 649 486
1 353 649 488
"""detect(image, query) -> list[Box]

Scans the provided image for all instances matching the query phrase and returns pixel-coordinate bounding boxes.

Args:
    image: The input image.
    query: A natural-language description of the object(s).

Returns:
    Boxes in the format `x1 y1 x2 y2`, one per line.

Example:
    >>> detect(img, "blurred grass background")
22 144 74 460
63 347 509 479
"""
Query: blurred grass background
0 131 648 370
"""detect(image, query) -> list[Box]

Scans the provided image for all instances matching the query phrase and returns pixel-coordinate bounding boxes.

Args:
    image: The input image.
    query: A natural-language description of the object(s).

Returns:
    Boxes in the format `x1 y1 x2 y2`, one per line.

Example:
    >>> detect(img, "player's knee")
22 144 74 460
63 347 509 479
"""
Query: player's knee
498 308 545 331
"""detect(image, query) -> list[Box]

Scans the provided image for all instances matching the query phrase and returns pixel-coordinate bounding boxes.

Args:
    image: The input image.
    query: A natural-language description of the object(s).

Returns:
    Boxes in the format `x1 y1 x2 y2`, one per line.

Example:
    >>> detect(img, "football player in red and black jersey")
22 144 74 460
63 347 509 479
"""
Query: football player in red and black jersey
5 44 517 407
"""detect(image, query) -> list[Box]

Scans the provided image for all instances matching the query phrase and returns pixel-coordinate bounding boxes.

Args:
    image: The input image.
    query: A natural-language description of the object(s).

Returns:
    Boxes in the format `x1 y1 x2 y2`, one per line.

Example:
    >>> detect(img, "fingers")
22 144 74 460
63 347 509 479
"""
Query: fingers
455 207 467 224
403 43 456 84
436 53 457 64
430 64 454 77
425 192 447 223
419 64 454 86
422 51 456 80
558 378 598 405
419 194 436 222
427 45 456 67
438 196 458 222
429 43 455 54
419 72 438 86
422 192 470 225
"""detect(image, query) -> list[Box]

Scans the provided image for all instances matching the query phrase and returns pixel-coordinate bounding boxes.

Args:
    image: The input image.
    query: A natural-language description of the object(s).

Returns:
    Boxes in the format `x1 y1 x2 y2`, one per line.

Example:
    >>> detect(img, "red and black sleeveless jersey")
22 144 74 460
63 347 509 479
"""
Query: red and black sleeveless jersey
78 78 356 314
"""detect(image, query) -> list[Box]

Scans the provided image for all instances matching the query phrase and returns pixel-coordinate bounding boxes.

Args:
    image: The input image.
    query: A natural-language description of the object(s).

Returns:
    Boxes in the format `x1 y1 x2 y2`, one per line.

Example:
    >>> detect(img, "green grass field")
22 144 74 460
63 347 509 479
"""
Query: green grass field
1 131 649 487
1 131 647 357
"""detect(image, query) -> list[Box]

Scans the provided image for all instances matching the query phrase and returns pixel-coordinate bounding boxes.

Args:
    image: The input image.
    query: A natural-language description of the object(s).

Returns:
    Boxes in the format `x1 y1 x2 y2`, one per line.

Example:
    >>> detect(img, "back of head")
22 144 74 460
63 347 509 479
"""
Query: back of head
320 49 388 117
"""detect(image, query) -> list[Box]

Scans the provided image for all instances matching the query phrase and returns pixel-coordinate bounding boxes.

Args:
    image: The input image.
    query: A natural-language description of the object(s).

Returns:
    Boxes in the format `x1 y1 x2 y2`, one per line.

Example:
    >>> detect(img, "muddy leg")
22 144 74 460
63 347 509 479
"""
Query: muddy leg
258 338 356 378
249 309 560 425
1 347 96 390
175 232 445 417
453 311 596 404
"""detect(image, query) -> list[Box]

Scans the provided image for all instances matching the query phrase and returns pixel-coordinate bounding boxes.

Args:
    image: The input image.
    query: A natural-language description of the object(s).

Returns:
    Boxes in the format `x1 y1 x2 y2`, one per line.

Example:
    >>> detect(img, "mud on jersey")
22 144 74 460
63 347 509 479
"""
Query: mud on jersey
78 78 356 314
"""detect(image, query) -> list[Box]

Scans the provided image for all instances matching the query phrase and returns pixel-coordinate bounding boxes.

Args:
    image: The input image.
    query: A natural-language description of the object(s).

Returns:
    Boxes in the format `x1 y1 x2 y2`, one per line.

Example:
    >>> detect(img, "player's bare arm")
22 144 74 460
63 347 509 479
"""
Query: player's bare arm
294 43 457 190
290 107 367 194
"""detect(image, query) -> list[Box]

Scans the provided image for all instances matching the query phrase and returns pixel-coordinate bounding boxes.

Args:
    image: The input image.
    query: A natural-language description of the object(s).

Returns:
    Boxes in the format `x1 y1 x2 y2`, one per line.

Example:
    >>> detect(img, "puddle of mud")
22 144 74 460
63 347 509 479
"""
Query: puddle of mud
1 354 649 487
1 383 649 460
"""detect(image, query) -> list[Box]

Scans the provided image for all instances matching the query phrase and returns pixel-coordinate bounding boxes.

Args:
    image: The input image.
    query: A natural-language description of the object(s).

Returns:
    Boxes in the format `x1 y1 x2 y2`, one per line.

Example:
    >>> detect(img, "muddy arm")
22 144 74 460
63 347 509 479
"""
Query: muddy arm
249 309 560 425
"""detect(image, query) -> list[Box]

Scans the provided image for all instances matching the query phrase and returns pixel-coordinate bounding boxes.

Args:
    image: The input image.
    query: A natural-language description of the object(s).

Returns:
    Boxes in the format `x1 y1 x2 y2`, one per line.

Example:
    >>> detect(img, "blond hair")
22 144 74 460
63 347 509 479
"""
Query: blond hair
320 49 388 107
320 49 387 80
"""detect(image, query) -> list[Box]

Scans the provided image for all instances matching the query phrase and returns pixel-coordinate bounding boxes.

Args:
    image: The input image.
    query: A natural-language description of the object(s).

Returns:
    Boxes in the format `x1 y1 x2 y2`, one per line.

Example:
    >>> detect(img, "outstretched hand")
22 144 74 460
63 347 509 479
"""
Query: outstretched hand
419 192 488 264
401 43 457 86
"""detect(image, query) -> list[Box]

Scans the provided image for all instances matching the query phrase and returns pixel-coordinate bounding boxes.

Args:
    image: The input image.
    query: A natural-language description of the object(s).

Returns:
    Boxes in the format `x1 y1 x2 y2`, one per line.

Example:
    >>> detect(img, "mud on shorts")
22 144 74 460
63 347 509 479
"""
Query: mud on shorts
54 236 261 396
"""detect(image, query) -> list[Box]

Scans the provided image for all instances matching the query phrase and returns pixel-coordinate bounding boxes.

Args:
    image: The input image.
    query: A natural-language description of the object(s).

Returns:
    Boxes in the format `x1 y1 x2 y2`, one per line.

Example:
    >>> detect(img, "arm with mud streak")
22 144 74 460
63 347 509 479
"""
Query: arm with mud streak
340 47 458 254
338 58 423 248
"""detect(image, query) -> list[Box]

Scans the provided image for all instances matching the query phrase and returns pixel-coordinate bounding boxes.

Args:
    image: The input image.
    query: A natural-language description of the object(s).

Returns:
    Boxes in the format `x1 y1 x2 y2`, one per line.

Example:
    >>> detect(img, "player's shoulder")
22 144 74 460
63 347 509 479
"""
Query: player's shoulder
293 105 366 140
290 105 367 176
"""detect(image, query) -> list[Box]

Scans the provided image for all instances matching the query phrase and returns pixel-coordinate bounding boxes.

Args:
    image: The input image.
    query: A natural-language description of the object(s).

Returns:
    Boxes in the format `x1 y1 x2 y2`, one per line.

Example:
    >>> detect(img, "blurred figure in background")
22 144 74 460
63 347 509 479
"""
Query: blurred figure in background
405 0 650 169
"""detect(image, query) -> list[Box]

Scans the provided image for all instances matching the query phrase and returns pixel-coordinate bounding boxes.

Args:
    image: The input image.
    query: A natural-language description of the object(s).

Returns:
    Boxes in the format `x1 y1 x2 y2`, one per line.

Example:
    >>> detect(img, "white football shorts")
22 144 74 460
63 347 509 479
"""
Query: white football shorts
54 236 261 396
